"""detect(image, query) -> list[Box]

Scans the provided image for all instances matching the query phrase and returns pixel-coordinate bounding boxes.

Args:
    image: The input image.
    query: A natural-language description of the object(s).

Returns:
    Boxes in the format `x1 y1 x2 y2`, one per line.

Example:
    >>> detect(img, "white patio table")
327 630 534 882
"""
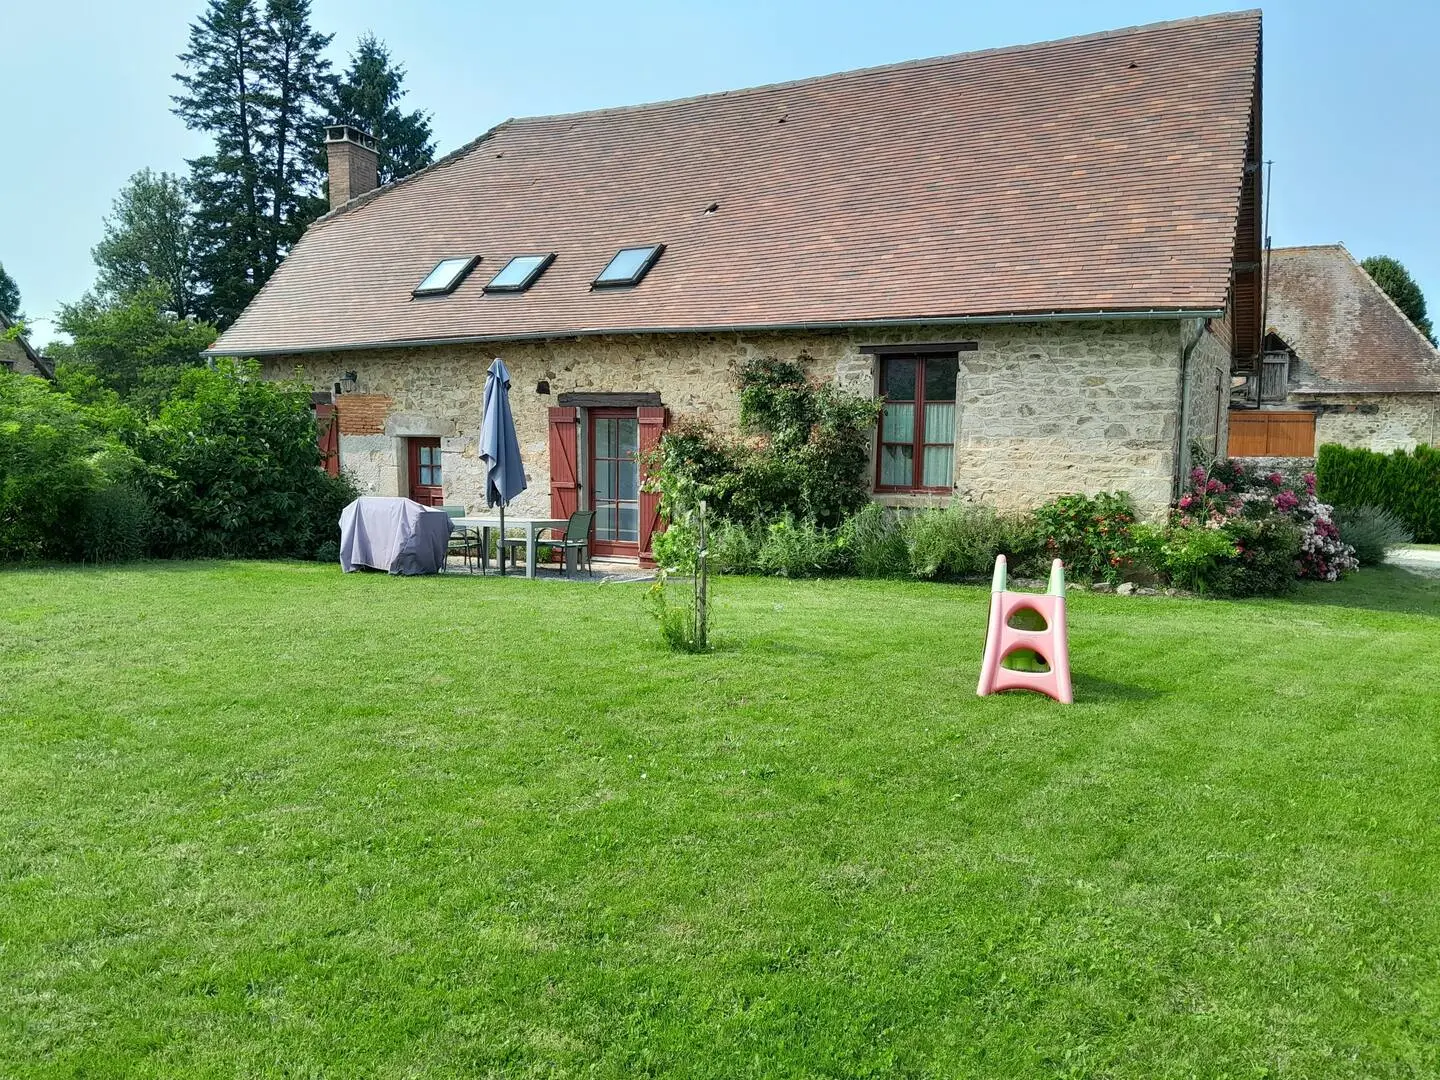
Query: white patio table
454 515 570 578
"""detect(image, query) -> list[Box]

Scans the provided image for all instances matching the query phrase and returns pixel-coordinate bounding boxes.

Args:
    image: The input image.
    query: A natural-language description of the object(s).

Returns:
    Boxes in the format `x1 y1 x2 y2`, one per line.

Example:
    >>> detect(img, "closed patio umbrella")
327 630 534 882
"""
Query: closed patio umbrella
479 357 528 574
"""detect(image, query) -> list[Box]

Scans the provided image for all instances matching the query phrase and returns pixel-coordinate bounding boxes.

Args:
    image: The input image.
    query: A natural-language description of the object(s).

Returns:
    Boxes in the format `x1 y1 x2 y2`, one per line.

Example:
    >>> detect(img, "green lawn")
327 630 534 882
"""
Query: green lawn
2 563 1438 1078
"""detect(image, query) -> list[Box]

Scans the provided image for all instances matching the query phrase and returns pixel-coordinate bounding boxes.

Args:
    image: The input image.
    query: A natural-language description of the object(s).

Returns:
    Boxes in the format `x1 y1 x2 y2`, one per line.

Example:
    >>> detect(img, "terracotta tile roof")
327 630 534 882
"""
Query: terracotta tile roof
211 11 1262 356
1265 245 1440 394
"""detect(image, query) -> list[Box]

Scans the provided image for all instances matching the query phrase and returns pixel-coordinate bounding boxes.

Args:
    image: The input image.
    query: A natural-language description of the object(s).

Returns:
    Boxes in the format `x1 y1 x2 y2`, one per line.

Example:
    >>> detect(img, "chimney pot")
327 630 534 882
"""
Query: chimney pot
325 125 379 209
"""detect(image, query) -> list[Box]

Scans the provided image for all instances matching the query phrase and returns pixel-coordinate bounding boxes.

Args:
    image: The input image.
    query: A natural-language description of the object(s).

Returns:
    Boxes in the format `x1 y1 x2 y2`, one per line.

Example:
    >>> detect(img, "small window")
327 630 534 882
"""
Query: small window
593 244 665 288
413 256 480 297
876 353 959 492
485 254 555 293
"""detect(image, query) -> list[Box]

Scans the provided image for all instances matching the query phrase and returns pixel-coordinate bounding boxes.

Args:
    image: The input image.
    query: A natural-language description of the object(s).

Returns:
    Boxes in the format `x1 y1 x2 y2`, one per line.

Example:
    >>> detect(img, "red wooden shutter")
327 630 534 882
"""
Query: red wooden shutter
315 403 340 477
636 406 669 566
548 407 580 518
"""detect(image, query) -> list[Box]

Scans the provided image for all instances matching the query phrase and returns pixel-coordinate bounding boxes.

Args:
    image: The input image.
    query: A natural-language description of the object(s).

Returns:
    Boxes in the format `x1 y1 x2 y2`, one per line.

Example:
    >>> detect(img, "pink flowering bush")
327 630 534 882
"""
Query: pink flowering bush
1162 458 1357 591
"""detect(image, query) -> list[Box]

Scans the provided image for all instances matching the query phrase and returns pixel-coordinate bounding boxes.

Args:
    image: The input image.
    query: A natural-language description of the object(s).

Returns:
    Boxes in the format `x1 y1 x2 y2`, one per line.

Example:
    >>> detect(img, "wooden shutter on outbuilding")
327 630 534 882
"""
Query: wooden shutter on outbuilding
637 406 669 566
548 407 580 519
314 402 340 477
1226 411 1316 457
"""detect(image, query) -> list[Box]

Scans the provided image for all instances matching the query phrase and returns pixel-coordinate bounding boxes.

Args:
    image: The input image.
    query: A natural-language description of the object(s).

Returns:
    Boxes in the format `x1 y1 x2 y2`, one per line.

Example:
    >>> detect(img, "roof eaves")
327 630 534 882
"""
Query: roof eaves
206 306 1222 357
1292 385 1440 395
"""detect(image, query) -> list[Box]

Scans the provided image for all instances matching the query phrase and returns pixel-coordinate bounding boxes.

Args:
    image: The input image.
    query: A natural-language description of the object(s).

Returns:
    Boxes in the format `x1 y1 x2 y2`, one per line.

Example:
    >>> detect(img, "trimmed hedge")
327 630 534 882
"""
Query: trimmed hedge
1316 443 1440 542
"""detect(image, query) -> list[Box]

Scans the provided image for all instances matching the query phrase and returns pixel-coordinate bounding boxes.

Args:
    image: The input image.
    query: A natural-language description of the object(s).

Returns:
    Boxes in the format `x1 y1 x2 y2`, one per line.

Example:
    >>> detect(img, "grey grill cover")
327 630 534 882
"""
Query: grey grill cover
338 497 454 575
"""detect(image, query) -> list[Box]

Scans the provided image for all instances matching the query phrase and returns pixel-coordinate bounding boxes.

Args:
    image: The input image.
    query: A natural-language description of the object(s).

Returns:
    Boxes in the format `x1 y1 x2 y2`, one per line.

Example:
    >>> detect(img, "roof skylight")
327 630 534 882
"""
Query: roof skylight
412 256 479 297
593 244 665 288
485 254 555 293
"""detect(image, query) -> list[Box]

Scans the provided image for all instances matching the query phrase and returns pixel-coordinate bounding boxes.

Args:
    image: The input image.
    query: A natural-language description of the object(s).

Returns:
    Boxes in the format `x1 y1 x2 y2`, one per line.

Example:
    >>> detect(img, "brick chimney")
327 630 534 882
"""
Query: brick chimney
325 125 379 208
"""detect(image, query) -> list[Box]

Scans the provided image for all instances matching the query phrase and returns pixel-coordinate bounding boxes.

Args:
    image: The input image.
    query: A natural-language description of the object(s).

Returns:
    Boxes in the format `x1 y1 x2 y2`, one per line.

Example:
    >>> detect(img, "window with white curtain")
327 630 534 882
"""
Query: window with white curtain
876 353 959 491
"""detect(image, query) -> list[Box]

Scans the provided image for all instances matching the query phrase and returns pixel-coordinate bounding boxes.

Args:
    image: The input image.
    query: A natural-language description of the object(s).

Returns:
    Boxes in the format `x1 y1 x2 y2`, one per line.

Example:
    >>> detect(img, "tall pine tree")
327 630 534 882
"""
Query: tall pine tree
256 0 333 268
332 34 435 184
173 0 265 327
173 0 333 327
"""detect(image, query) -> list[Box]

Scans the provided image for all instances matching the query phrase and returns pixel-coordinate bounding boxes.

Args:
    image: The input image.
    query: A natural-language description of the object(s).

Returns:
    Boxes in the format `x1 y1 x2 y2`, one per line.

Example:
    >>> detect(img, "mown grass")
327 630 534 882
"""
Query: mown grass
1 562 1438 1078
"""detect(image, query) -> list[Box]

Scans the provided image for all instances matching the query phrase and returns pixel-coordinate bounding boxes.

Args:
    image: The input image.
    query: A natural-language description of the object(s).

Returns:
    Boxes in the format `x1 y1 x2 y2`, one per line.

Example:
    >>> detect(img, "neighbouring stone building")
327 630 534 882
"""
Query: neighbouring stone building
214 12 1265 561
0 315 52 379
1229 245 1440 458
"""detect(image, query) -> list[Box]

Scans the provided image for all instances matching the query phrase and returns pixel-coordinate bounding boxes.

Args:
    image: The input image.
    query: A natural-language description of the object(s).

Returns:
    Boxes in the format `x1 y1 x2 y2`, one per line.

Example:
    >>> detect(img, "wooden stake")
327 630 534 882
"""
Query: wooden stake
695 500 709 650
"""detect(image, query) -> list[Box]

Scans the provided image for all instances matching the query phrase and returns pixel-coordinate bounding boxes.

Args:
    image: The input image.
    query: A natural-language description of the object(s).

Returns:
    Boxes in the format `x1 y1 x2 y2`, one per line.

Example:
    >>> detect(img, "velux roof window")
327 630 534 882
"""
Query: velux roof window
412 256 479 297
485 253 555 293
593 244 665 288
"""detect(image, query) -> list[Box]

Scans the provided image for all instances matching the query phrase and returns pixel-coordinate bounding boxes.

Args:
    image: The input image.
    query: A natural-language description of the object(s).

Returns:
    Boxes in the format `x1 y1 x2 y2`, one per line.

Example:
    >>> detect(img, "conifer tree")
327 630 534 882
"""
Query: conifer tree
332 34 435 184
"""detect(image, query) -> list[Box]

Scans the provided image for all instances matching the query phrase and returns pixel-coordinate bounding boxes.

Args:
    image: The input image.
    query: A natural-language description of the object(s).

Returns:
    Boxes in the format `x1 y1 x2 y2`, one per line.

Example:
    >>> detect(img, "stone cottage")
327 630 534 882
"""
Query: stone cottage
0 315 53 379
209 11 1264 561
1229 244 1440 457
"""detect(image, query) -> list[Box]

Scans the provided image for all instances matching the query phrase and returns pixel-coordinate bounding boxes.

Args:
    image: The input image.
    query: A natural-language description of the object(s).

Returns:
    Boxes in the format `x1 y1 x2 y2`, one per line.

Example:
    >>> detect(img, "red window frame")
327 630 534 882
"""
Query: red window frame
875 352 959 493
407 437 444 506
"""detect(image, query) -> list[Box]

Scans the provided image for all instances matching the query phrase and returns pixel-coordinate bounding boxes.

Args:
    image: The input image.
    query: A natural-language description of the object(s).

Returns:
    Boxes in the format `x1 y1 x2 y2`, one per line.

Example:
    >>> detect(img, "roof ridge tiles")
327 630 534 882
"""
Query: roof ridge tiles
505 9 1260 128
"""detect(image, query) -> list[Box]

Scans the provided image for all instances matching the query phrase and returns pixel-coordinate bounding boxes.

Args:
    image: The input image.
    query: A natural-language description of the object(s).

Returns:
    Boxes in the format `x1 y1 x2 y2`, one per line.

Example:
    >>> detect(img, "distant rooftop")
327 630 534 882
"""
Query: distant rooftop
1265 245 1440 394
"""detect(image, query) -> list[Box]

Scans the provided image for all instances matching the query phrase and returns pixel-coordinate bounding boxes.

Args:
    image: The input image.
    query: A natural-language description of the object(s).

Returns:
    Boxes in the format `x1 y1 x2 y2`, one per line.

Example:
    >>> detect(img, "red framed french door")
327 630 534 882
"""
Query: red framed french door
588 408 641 556
407 437 444 506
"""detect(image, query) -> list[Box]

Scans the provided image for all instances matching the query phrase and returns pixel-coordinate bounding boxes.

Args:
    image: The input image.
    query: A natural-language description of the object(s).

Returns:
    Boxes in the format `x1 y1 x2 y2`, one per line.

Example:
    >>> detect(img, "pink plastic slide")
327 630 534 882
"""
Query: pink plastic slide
976 555 1073 704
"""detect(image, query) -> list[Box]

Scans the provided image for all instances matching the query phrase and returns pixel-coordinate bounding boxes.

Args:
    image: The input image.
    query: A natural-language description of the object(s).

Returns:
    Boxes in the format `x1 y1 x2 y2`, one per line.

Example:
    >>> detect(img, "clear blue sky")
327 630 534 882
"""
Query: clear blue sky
4 1 1436 344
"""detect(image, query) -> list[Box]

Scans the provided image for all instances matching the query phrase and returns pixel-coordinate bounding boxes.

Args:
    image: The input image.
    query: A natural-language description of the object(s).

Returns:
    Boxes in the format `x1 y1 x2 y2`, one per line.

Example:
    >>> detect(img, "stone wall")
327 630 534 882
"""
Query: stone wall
1292 393 1439 453
0 335 44 377
1184 319 1231 466
262 317 1191 519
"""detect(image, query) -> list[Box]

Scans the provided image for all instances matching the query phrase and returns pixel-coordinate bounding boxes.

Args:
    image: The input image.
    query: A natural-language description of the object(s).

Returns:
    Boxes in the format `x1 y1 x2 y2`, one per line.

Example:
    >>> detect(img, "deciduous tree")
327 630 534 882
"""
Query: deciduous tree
0 262 22 323
49 286 219 410
92 169 198 317
1361 255 1435 345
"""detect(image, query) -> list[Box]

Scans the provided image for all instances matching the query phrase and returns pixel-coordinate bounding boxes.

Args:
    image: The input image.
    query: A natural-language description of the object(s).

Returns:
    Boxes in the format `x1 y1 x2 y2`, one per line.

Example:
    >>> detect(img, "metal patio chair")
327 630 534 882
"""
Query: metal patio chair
440 505 476 571
500 510 595 577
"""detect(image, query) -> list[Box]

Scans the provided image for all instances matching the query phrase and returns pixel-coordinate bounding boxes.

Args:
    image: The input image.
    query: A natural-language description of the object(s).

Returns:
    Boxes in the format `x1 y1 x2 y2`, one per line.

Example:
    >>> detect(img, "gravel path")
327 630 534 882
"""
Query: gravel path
1387 546 1440 576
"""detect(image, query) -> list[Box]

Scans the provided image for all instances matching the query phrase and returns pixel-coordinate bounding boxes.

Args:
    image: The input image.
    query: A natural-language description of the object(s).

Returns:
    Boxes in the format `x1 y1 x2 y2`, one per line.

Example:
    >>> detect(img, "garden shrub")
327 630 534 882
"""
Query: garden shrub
1179 459 1355 582
0 373 129 561
1331 504 1412 566
708 520 765 575
139 360 357 560
1136 457 1357 596
903 502 1035 581
1317 443 1440 542
1156 519 1301 598
1031 492 1139 584
734 357 882 527
755 514 848 577
76 473 153 564
839 503 909 578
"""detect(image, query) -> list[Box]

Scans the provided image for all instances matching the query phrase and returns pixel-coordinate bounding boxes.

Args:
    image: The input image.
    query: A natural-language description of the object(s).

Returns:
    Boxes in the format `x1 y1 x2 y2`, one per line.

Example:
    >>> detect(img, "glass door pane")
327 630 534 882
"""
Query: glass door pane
591 415 641 547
